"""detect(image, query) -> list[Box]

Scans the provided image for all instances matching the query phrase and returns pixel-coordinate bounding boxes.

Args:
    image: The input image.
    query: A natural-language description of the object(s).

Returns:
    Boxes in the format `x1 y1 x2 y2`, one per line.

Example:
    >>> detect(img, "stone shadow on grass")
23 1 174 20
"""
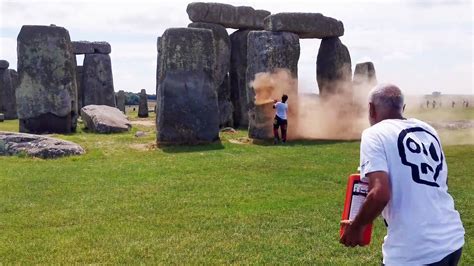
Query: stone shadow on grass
158 141 225 153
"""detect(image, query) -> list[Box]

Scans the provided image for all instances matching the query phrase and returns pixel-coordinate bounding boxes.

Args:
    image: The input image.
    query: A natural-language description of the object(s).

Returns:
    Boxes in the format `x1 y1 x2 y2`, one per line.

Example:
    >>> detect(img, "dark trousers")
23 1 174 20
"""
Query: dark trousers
382 247 462 266
273 116 287 142
428 248 463 266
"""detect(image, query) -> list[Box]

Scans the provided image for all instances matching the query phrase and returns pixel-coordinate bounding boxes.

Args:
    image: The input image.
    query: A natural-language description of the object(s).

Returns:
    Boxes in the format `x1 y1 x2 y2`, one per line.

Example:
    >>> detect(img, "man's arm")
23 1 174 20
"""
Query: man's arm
340 171 390 247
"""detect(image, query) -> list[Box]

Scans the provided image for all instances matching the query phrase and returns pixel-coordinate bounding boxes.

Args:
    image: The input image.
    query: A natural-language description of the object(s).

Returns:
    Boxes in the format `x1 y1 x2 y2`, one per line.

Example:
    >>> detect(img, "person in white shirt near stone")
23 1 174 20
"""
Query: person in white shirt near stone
340 83 465 265
273 94 289 144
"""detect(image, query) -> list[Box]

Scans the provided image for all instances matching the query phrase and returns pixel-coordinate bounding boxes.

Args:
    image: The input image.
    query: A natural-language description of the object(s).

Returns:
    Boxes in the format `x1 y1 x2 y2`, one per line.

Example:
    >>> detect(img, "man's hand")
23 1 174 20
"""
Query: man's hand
340 220 364 247
273 99 277 103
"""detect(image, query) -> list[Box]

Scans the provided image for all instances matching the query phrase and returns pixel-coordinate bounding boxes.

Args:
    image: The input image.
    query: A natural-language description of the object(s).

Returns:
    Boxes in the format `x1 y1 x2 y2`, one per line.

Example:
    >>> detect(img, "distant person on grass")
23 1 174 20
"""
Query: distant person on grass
340 84 465 265
273 94 288 144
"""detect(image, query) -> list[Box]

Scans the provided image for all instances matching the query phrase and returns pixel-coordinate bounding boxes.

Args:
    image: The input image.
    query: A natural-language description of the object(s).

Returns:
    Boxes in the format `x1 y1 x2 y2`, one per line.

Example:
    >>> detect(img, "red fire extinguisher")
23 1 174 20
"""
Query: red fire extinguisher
340 173 373 246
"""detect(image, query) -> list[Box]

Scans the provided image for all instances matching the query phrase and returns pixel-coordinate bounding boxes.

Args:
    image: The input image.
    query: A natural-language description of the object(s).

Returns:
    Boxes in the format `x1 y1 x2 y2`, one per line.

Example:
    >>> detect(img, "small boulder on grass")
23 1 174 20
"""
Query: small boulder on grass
81 105 131 133
0 131 85 159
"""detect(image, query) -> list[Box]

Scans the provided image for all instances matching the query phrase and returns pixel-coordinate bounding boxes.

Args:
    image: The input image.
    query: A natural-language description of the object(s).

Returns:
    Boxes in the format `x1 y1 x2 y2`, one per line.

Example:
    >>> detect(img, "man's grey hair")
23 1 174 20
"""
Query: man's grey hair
369 83 404 111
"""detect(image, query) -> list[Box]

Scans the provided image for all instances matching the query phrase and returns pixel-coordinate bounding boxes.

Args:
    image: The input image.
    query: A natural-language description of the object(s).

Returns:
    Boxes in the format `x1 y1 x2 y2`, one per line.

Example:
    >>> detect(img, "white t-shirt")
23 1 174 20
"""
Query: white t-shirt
275 102 288 120
359 118 465 265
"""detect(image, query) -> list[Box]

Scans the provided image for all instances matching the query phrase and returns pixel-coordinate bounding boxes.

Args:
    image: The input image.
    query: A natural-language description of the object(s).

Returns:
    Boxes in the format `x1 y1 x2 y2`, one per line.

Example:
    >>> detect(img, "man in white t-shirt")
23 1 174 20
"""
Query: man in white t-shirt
340 84 465 265
273 94 289 144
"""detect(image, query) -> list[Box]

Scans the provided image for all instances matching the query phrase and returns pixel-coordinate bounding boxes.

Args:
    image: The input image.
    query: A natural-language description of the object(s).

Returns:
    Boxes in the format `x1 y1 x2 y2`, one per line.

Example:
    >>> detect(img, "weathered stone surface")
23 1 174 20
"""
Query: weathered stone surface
264 13 344 39
9 69 19 90
72 41 94 54
0 60 9 69
0 131 85 159
138 89 148 118
80 105 131 133
187 2 270 30
230 29 251 128
82 54 116 107
116 90 125 113
353 62 377 87
246 31 300 139
218 74 233 127
316 37 352 97
156 36 163 115
158 70 219 144
92 41 111 54
0 68 17 119
157 27 219 144
156 28 216 86
188 22 232 127
16 25 78 134
188 22 230 84
8 70 19 119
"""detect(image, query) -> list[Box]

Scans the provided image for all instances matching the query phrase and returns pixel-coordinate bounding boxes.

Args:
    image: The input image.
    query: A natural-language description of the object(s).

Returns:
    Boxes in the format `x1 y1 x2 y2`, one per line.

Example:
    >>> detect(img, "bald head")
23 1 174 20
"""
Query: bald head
368 83 405 125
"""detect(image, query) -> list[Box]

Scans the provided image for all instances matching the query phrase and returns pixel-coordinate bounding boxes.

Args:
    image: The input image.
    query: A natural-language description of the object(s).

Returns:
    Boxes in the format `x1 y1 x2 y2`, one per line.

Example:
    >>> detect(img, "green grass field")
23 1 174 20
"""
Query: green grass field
0 109 472 264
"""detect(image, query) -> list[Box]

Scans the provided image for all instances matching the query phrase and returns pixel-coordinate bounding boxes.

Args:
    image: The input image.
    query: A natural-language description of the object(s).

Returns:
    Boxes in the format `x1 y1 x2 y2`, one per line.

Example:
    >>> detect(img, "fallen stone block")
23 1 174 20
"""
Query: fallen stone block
0 131 85 159
81 105 131 133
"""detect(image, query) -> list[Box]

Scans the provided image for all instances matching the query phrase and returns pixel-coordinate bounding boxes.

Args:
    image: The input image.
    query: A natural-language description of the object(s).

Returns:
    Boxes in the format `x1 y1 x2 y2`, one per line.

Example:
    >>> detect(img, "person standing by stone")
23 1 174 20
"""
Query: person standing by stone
273 94 289 144
138 89 148 118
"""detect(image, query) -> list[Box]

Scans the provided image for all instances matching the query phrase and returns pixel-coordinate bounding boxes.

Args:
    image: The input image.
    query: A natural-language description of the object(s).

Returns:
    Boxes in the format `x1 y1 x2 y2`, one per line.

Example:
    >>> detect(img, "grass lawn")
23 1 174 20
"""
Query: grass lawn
0 109 472 264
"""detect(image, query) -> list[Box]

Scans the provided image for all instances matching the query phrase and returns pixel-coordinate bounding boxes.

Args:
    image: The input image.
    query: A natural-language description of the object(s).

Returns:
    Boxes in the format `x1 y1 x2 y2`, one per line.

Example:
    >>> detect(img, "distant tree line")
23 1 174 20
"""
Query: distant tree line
116 91 156 105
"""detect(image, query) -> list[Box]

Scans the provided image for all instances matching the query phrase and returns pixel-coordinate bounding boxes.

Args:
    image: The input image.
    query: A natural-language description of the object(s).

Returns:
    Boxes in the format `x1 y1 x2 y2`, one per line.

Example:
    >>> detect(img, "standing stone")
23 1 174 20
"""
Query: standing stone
187 2 270 30
230 29 251 128
76 65 83 110
0 113 4 122
353 62 377 106
156 27 219 145
156 36 163 117
188 22 233 127
0 64 17 119
264 13 344 39
9 69 19 90
16 25 78 134
316 37 352 97
138 89 148 118
353 62 377 87
82 54 116 107
117 90 125 113
217 74 233 127
246 31 300 139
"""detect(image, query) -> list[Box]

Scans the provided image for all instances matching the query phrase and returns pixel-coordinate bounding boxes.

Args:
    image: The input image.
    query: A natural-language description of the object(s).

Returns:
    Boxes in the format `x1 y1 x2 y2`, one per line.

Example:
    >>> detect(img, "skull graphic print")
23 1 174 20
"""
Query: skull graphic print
397 127 444 187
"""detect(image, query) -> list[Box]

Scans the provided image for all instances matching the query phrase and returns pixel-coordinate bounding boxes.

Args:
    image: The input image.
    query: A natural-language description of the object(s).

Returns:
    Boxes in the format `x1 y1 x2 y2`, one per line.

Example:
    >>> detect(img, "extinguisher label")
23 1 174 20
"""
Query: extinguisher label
349 181 369 220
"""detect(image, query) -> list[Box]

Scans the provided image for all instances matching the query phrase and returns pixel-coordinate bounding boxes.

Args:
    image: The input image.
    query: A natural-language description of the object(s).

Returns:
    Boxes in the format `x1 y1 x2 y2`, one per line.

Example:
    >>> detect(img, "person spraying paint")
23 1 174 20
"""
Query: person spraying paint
273 94 288 144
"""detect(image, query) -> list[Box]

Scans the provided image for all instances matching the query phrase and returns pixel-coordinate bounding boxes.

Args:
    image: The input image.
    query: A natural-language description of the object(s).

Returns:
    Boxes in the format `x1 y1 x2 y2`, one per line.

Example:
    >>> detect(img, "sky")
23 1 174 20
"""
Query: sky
0 0 472 95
